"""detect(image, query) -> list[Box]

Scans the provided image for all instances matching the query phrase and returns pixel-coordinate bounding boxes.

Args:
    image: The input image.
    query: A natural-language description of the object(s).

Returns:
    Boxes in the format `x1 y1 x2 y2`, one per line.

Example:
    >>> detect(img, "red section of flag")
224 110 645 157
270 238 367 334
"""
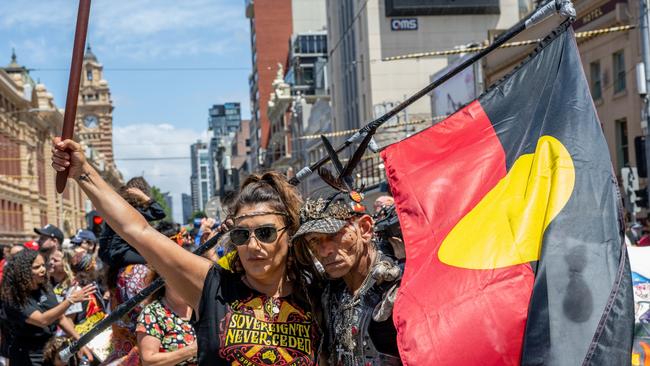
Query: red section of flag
381 101 534 365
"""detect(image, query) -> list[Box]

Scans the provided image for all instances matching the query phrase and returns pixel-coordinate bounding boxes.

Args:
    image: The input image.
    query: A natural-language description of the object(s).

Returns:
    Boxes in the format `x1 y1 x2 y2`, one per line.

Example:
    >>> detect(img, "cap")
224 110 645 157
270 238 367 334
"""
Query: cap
292 190 367 242
71 229 97 244
23 240 39 251
34 224 64 243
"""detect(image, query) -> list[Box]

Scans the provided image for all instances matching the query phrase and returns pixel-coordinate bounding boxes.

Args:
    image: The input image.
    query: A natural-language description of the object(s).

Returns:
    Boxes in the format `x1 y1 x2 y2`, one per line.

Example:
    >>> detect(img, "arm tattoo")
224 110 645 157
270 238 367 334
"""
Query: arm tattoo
78 172 92 182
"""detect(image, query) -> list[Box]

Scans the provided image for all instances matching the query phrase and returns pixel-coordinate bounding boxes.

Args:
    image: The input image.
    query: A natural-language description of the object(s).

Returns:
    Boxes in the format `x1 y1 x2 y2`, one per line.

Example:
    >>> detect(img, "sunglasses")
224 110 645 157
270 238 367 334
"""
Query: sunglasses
229 225 287 246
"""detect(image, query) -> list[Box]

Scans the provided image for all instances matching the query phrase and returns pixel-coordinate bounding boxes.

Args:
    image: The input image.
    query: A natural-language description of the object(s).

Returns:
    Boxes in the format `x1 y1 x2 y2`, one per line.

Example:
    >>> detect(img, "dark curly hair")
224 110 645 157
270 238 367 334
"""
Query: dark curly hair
0 250 48 307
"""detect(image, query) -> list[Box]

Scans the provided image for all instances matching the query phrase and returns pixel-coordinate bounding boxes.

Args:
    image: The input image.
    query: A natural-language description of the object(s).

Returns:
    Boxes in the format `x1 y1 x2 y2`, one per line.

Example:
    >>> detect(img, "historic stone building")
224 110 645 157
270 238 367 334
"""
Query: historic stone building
76 46 122 187
0 49 121 243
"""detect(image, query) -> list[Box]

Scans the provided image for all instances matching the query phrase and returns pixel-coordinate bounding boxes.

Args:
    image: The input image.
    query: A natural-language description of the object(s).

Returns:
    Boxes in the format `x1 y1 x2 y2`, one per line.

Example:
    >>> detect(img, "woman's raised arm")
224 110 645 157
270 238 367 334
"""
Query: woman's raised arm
51 137 211 311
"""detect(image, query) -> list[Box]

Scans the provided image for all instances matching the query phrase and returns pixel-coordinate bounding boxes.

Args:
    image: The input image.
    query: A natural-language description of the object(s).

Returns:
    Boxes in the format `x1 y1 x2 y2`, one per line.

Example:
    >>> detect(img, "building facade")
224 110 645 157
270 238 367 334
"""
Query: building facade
181 193 192 224
1 53 85 242
190 141 210 213
480 0 643 216
325 0 521 187
208 102 242 197
76 46 122 187
246 0 293 171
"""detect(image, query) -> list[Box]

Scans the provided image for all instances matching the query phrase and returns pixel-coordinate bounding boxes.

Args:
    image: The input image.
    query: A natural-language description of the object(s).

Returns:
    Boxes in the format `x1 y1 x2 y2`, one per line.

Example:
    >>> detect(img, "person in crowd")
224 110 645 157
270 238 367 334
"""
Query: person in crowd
71 229 99 257
293 189 403 366
65 252 107 333
51 137 321 365
99 178 166 269
42 336 67 366
373 195 395 214
0 249 95 365
100 179 165 365
48 249 74 303
136 224 198 366
34 224 64 260
136 270 197 366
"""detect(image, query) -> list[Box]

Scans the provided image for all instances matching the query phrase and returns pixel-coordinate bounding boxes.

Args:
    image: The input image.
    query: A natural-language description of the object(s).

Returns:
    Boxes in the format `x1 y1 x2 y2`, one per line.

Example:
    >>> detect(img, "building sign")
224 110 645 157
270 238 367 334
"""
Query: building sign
385 0 499 16
572 0 626 30
391 18 418 31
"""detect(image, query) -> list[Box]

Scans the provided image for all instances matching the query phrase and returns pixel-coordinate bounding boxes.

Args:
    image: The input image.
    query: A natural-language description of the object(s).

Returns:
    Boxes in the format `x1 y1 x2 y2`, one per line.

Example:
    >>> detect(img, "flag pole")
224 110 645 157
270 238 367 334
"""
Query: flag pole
290 0 575 186
58 231 224 362
56 0 91 194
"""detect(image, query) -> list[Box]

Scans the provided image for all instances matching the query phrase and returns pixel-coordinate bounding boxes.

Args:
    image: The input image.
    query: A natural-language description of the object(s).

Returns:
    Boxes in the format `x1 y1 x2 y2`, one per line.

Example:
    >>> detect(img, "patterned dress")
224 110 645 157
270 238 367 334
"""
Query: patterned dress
136 299 197 366
102 264 149 366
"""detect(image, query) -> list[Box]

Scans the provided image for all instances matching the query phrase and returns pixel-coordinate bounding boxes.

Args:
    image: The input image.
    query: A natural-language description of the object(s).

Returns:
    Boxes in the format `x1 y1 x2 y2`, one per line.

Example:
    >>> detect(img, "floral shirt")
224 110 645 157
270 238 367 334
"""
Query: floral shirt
136 300 197 366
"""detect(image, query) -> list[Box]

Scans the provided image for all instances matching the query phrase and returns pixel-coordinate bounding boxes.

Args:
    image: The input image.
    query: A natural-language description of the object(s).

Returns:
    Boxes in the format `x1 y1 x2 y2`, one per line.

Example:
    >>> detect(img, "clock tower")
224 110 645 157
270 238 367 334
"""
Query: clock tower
76 45 116 165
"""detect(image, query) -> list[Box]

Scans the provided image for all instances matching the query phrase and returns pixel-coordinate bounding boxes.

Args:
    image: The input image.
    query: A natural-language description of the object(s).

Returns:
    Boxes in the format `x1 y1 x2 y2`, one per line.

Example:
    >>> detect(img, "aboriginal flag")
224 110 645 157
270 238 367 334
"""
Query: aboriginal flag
381 24 634 365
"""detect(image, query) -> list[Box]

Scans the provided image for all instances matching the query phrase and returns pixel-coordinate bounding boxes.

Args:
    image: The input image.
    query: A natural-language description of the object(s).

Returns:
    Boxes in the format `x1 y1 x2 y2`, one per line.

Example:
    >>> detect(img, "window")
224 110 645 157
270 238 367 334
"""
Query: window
589 61 601 100
616 118 629 170
200 166 207 179
87 69 93 81
613 50 626 93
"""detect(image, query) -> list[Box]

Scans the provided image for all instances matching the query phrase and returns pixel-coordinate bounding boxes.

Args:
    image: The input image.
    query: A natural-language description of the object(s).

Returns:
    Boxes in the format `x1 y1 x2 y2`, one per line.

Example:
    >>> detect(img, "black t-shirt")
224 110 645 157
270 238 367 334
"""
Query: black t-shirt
2 287 58 351
193 266 320 366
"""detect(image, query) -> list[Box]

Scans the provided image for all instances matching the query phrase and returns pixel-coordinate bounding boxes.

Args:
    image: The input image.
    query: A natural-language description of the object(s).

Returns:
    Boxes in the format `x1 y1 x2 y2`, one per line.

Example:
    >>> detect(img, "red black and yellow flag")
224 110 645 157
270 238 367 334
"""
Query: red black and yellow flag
381 24 634 365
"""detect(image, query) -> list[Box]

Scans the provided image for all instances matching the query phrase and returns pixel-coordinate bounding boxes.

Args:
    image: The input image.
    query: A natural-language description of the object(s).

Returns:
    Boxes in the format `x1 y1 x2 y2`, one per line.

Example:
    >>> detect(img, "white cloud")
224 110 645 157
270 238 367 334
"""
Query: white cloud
113 123 209 223
0 2 73 29
0 0 248 61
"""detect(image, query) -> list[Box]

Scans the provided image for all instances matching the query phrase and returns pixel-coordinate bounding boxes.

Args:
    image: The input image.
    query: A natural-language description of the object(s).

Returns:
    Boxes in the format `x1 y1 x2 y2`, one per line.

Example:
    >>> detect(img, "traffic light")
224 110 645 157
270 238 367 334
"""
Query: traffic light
635 188 649 209
86 210 104 237
635 136 647 178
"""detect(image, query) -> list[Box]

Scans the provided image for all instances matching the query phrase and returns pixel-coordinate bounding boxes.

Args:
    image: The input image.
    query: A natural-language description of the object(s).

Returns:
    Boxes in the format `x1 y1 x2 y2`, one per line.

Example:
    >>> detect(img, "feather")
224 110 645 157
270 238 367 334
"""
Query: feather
317 167 346 191
341 131 374 184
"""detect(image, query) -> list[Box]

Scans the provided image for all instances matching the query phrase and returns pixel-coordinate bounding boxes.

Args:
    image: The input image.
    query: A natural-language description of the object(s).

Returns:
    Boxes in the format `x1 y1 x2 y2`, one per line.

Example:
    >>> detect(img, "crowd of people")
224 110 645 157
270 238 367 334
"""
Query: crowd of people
0 176 216 366
0 136 406 366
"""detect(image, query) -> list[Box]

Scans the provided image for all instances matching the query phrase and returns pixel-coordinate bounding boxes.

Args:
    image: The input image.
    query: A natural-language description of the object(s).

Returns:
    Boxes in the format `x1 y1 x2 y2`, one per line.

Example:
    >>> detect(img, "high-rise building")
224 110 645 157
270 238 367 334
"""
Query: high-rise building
162 191 173 220
208 103 242 196
263 0 329 184
189 141 210 212
181 193 192 224
245 0 293 171
325 0 520 186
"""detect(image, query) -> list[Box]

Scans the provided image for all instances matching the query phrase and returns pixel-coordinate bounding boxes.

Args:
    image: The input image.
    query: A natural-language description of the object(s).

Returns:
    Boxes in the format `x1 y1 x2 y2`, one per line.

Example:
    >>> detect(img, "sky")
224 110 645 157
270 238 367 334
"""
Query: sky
0 0 252 223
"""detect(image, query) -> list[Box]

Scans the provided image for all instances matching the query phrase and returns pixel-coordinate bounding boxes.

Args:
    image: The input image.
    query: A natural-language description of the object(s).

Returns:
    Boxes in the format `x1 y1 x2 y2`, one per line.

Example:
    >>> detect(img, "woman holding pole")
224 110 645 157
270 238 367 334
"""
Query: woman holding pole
51 138 321 365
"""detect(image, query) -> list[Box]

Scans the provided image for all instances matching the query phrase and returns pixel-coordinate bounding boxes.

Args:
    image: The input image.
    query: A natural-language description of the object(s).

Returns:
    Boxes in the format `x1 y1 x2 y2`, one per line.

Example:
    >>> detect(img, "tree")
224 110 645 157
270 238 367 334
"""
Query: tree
151 186 172 221
189 210 207 224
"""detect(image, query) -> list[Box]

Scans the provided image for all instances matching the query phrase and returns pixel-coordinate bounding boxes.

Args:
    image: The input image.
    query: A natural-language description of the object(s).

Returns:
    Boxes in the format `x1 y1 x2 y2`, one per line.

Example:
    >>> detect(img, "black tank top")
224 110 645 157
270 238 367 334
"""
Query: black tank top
193 266 320 365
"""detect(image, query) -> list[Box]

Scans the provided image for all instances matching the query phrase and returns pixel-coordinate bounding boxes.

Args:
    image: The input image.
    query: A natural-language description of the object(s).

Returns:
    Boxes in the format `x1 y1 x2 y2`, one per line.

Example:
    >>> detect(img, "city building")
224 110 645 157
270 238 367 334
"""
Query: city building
0 52 85 242
189 141 210 212
246 0 293 171
231 119 251 188
162 191 173 219
208 102 242 197
76 45 122 187
181 193 192 224
325 0 521 186
260 0 329 190
479 0 642 216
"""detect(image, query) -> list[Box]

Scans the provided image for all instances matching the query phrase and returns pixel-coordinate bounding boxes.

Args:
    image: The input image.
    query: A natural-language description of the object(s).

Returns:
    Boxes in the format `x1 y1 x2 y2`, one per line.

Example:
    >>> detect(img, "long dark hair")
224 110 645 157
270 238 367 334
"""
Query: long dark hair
227 172 318 303
1 250 47 307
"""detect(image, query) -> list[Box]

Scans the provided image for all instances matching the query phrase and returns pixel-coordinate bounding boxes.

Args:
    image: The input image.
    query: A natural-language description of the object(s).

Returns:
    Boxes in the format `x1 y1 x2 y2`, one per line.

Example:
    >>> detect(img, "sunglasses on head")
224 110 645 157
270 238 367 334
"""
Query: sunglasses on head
229 225 287 246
